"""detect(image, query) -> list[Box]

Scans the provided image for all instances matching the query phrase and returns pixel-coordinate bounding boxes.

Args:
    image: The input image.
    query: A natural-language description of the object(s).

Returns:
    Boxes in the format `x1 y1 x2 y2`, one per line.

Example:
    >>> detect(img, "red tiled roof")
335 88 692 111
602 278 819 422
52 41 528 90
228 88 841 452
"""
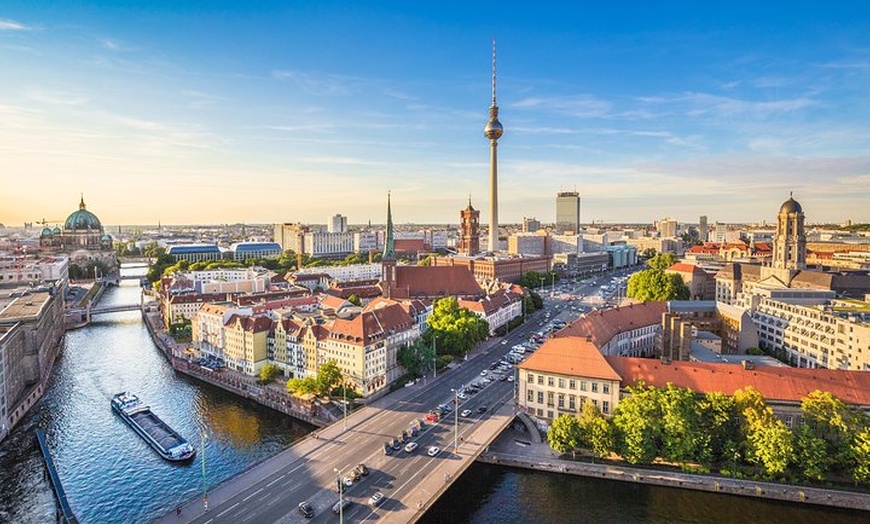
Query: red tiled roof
667 263 704 275
606 356 870 407
330 302 415 346
519 337 622 381
556 302 667 348
389 266 484 299
395 238 427 252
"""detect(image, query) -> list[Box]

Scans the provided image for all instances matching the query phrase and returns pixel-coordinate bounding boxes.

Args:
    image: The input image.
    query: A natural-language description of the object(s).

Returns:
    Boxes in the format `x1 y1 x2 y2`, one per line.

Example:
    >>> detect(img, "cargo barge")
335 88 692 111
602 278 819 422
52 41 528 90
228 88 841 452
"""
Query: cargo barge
111 392 196 462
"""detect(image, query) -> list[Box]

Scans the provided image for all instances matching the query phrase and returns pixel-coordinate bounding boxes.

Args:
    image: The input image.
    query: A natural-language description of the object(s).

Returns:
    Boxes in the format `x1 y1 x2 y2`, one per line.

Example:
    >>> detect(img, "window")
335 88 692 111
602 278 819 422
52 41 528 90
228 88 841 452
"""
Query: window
547 377 554 387
558 394 565 408
580 381 587 392
602 401 610 414
558 378 565 389
527 390 534 402
527 373 534 383
547 410 554 419
569 396 576 410
569 379 576 390
537 375 544 385
603 383 610 394
537 392 544 404
591 382 598 393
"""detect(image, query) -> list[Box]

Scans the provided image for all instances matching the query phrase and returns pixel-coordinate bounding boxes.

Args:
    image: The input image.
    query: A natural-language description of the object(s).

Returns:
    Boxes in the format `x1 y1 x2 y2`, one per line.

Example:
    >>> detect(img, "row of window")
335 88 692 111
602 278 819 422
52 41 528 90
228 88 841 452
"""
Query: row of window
526 391 610 415
526 373 609 394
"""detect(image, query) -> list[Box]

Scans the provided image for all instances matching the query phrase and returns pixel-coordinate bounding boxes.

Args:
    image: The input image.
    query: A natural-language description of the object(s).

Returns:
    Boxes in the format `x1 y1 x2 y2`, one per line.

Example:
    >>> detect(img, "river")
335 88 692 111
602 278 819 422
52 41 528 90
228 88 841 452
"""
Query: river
0 268 865 523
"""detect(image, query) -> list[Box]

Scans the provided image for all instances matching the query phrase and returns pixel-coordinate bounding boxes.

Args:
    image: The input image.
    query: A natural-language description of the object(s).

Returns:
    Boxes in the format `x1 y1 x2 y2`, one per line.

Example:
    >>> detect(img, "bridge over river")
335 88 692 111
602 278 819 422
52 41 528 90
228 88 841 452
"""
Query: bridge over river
156 342 522 524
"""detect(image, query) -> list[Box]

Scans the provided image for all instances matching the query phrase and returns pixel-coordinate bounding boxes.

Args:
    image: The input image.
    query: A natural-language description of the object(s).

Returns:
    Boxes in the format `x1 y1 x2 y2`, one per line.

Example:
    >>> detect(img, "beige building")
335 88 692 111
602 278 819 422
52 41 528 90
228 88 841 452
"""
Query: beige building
518 337 622 423
223 315 272 375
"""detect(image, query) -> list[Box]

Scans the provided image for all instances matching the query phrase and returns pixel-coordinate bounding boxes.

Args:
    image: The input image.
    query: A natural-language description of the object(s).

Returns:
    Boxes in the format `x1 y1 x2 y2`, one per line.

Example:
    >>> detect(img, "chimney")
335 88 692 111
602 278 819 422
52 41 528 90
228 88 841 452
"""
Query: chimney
741 359 755 370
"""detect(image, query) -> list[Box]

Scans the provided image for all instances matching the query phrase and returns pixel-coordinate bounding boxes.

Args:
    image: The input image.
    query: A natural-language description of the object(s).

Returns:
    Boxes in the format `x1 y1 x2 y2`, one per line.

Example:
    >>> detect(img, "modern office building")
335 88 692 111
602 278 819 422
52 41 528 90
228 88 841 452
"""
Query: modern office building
230 242 282 261
522 217 541 233
555 191 580 234
328 214 348 234
699 215 708 243
166 244 223 263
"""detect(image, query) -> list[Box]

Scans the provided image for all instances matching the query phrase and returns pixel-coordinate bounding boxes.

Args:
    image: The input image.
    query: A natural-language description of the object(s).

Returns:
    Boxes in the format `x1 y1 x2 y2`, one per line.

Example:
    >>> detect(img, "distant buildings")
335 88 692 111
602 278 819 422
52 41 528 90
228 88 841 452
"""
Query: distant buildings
699 215 708 243
229 242 281 261
656 217 678 238
328 214 348 234
522 217 541 233
556 191 580 234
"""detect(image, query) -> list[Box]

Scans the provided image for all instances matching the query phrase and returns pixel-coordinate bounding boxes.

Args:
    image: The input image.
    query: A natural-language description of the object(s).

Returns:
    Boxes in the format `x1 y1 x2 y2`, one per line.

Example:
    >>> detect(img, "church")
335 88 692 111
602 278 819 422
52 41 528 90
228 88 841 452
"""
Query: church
39 195 116 268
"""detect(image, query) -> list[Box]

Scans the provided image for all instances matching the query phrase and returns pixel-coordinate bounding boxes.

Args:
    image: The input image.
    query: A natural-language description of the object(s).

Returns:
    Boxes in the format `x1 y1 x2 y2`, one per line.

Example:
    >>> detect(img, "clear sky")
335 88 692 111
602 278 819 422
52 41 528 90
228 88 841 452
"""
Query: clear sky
2 2 869 227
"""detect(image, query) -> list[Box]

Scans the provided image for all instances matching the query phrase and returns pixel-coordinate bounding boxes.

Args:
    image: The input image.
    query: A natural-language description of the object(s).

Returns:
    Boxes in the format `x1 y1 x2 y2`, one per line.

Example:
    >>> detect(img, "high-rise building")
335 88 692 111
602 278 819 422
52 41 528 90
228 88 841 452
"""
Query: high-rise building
699 215 708 242
555 191 580 234
522 217 541 233
484 40 504 253
772 193 806 270
459 198 480 256
656 217 678 238
328 214 348 233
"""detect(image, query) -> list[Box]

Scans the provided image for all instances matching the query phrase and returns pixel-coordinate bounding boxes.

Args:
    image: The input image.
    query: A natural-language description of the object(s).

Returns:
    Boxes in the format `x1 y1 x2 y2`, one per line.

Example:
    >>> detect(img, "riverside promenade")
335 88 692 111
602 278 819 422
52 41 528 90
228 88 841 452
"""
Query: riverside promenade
479 423 870 513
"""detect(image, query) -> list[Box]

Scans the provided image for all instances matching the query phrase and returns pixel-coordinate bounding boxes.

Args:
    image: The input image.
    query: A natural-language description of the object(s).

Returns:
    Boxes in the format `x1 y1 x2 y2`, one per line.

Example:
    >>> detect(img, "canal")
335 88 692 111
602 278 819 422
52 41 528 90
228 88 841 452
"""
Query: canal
0 267 866 523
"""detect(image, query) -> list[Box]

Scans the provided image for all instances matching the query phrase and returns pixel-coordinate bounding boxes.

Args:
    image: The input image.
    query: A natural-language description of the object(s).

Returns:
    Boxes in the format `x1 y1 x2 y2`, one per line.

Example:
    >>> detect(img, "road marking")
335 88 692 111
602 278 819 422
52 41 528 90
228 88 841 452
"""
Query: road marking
242 488 263 501
266 474 285 487
216 502 239 518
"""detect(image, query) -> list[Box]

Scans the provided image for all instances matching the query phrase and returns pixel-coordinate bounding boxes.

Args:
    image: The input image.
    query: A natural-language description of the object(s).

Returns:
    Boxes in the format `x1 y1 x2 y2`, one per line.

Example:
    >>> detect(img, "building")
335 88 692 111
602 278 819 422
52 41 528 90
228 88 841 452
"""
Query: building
656 217 678 238
295 263 382 283
605 245 637 269
772 193 807 271
484 40 504 253
328 214 348 234
431 254 551 285
518 337 622 422
38 196 113 253
556 301 667 357
459 199 481 256
522 217 541 233
556 191 581 234
0 285 65 443
699 215 708 243
519 335 870 426
230 242 281 261
665 263 716 300
508 233 548 256
458 288 523 335
166 244 223 263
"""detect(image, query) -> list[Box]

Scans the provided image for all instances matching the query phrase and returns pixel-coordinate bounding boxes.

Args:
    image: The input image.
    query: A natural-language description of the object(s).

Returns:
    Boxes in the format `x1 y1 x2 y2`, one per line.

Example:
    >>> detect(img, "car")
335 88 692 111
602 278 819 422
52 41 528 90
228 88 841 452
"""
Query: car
507 376 514 382
384 442 393 455
457 392 467 400
369 492 385 507
391 438 401 450
356 463 369 476
349 469 361 481
344 476 354 487
427 446 440 457
425 412 440 422
298 501 314 518
477 405 488 414
332 498 351 514
500 340 508 345
480 370 488 376
461 409 472 417
404 441 418 453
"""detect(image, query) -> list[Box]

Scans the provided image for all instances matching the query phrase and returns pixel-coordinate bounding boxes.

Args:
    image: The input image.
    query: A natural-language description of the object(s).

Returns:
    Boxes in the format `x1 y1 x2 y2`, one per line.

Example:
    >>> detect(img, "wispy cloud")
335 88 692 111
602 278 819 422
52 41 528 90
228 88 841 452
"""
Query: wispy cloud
100 38 121 50
0 19 31 31
25 90 89 106
271 70 360 96
512 95 612 118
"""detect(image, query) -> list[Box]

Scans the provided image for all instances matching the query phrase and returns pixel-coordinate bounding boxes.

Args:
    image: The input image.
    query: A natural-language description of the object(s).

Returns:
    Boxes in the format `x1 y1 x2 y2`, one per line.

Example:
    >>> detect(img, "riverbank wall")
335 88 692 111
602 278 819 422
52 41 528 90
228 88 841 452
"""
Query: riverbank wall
478 429 870 512
141 311 331 428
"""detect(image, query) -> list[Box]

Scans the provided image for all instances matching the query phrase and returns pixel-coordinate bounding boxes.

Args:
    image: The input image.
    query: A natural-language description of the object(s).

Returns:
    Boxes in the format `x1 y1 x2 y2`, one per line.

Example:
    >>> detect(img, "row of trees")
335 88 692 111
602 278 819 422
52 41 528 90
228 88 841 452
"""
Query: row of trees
547 385 870 484
284 360 343 397
518 270 559 291
626 253 690 301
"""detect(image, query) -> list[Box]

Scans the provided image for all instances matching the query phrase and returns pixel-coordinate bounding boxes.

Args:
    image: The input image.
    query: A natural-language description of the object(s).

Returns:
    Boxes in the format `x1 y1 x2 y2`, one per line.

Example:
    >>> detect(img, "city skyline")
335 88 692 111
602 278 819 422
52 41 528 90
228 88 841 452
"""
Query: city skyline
2 2 870 226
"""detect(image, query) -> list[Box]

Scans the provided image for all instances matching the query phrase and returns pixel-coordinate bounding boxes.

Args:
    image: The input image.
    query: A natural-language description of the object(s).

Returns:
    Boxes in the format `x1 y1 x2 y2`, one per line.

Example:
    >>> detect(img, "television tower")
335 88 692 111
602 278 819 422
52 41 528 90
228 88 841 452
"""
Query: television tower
484 39 504 253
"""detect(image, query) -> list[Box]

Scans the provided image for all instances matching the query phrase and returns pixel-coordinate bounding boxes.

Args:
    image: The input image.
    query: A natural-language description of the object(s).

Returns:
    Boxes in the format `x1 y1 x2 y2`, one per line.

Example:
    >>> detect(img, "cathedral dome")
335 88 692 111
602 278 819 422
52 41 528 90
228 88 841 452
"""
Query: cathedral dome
41 227 53 237
779 195 802 214
64 196 102 231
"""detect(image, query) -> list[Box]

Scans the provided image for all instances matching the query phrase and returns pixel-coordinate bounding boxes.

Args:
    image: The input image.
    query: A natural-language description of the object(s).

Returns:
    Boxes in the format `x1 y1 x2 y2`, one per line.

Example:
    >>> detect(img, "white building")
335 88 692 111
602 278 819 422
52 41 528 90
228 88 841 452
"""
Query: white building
328 214 348 234
295 263 382 282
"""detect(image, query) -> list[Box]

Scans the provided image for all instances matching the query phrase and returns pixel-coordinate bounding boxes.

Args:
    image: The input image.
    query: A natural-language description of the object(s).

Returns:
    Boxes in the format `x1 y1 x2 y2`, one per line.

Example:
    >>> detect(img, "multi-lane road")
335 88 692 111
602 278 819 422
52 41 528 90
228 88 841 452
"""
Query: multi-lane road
162 268 635 524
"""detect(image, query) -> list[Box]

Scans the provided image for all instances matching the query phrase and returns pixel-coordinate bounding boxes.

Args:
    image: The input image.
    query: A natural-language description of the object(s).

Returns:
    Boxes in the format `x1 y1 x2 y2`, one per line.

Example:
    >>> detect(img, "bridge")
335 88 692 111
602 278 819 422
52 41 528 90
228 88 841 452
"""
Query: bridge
89 303 146 316
156 319 539 524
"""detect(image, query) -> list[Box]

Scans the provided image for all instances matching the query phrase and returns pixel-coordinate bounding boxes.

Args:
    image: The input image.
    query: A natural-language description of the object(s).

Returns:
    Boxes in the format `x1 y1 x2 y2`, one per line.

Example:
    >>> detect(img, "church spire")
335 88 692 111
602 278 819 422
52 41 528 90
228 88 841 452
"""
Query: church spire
79 193 86 210
383 191 395 260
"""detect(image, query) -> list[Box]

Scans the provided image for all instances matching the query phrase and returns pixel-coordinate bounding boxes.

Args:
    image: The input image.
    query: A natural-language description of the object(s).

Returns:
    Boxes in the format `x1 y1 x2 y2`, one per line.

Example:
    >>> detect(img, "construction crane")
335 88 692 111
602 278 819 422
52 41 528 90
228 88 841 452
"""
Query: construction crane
36 218 63 226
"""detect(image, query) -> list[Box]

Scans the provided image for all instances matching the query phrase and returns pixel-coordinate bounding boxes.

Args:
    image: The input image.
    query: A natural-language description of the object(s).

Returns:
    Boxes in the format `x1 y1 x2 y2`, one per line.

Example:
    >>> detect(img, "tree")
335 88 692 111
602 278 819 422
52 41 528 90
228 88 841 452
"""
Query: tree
578 402 615 459
548 414 582 456
612 384 662 464
747 418 795 478
696 392 740 466
286 376 318 396
316 360 343 396
397 339 434 376
425 297 489 356
659 384 702 463
347 294 361 306
795 423 830 481
257 363 281 385
626 268 690 301
851 428 870 484
801 390 863 472
647 253 678 271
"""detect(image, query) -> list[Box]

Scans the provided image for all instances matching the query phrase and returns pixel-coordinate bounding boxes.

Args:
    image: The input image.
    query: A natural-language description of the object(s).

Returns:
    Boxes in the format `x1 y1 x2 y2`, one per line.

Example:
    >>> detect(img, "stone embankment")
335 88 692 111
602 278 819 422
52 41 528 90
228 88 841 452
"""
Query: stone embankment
479 426 870 512
141 311 332 428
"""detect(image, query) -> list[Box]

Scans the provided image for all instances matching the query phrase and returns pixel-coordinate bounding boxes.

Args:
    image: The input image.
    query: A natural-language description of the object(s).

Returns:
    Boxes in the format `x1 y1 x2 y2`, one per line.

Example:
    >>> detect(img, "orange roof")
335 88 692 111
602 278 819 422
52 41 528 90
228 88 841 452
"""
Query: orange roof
556 302 667 348
389 266 484 299
394 238 427 252
606 356 870 407
519 337 622 381
330 302 415 346
667 263 705 274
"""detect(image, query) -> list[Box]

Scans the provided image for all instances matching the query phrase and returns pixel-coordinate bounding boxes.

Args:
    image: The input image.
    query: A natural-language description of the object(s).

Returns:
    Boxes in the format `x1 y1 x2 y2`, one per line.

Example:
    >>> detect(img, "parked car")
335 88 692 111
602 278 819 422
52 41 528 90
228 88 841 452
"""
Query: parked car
461 409 472 417
384 442 393 455
356 463 369 476
477 405 488 414
332 498 351 514
298 501 314 518
404 442 419 453
427 446 441 457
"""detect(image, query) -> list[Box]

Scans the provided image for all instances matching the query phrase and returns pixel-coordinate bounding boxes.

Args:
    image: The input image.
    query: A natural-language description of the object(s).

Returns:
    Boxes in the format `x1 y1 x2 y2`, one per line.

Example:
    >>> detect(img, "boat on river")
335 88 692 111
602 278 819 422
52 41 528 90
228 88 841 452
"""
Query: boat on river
111 392 196 462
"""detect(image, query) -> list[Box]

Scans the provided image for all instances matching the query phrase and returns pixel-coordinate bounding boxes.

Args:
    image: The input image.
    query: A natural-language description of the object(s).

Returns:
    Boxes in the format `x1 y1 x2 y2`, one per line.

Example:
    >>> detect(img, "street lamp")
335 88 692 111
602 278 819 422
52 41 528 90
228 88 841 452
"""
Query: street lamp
451 388 459 452
432 336 437 379
342 385 347 430
201 429 209 512
333 467 344 524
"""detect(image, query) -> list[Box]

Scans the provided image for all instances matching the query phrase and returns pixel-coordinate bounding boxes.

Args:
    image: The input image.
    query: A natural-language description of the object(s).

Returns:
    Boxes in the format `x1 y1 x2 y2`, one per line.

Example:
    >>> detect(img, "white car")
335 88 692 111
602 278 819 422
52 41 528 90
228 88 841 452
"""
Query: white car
461 409 472 417
427 446 440 457
404 442 418 453
457 392 467 400
480 370 488 376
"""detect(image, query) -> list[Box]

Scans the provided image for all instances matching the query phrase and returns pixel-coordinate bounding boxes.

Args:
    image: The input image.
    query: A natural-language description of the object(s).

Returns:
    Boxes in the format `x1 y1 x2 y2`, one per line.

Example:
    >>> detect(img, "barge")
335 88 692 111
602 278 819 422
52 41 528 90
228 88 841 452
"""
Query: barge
111 392 196 462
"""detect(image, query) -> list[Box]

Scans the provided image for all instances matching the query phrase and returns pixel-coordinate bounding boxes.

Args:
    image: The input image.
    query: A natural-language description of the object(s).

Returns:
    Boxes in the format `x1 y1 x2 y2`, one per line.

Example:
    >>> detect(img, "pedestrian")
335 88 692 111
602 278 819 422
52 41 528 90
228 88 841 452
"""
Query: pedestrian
176 506 182 516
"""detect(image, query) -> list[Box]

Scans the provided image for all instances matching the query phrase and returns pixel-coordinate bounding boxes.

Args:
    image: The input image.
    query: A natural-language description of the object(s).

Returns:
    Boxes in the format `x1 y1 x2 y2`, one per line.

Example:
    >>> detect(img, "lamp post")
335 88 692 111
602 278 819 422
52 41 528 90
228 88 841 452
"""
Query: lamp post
451 388 459 452
333 467 344 524
342 385 347 430
432 336 437 379
201 429 208 512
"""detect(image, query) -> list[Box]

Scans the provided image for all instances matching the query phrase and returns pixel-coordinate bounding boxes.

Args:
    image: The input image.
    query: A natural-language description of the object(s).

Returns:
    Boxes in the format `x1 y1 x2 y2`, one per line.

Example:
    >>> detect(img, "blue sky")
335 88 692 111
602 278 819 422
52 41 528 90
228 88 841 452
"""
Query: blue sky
1 2 869 227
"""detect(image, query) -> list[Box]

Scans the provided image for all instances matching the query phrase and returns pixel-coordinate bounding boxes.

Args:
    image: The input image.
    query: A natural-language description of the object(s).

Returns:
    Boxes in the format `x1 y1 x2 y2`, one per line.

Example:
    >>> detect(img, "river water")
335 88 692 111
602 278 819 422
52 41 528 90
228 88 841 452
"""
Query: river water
0 268 865 523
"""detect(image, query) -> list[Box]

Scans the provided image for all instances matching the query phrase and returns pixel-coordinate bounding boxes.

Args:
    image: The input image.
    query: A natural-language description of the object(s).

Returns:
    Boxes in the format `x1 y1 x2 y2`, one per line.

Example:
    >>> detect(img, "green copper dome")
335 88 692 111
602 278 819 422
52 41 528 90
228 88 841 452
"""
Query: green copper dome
64 196 102 231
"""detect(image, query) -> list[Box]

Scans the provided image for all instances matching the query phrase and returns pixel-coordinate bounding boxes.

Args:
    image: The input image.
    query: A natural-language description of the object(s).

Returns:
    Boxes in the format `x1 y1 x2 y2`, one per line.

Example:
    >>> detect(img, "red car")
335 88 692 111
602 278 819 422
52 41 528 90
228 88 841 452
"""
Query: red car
425 411 440 422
